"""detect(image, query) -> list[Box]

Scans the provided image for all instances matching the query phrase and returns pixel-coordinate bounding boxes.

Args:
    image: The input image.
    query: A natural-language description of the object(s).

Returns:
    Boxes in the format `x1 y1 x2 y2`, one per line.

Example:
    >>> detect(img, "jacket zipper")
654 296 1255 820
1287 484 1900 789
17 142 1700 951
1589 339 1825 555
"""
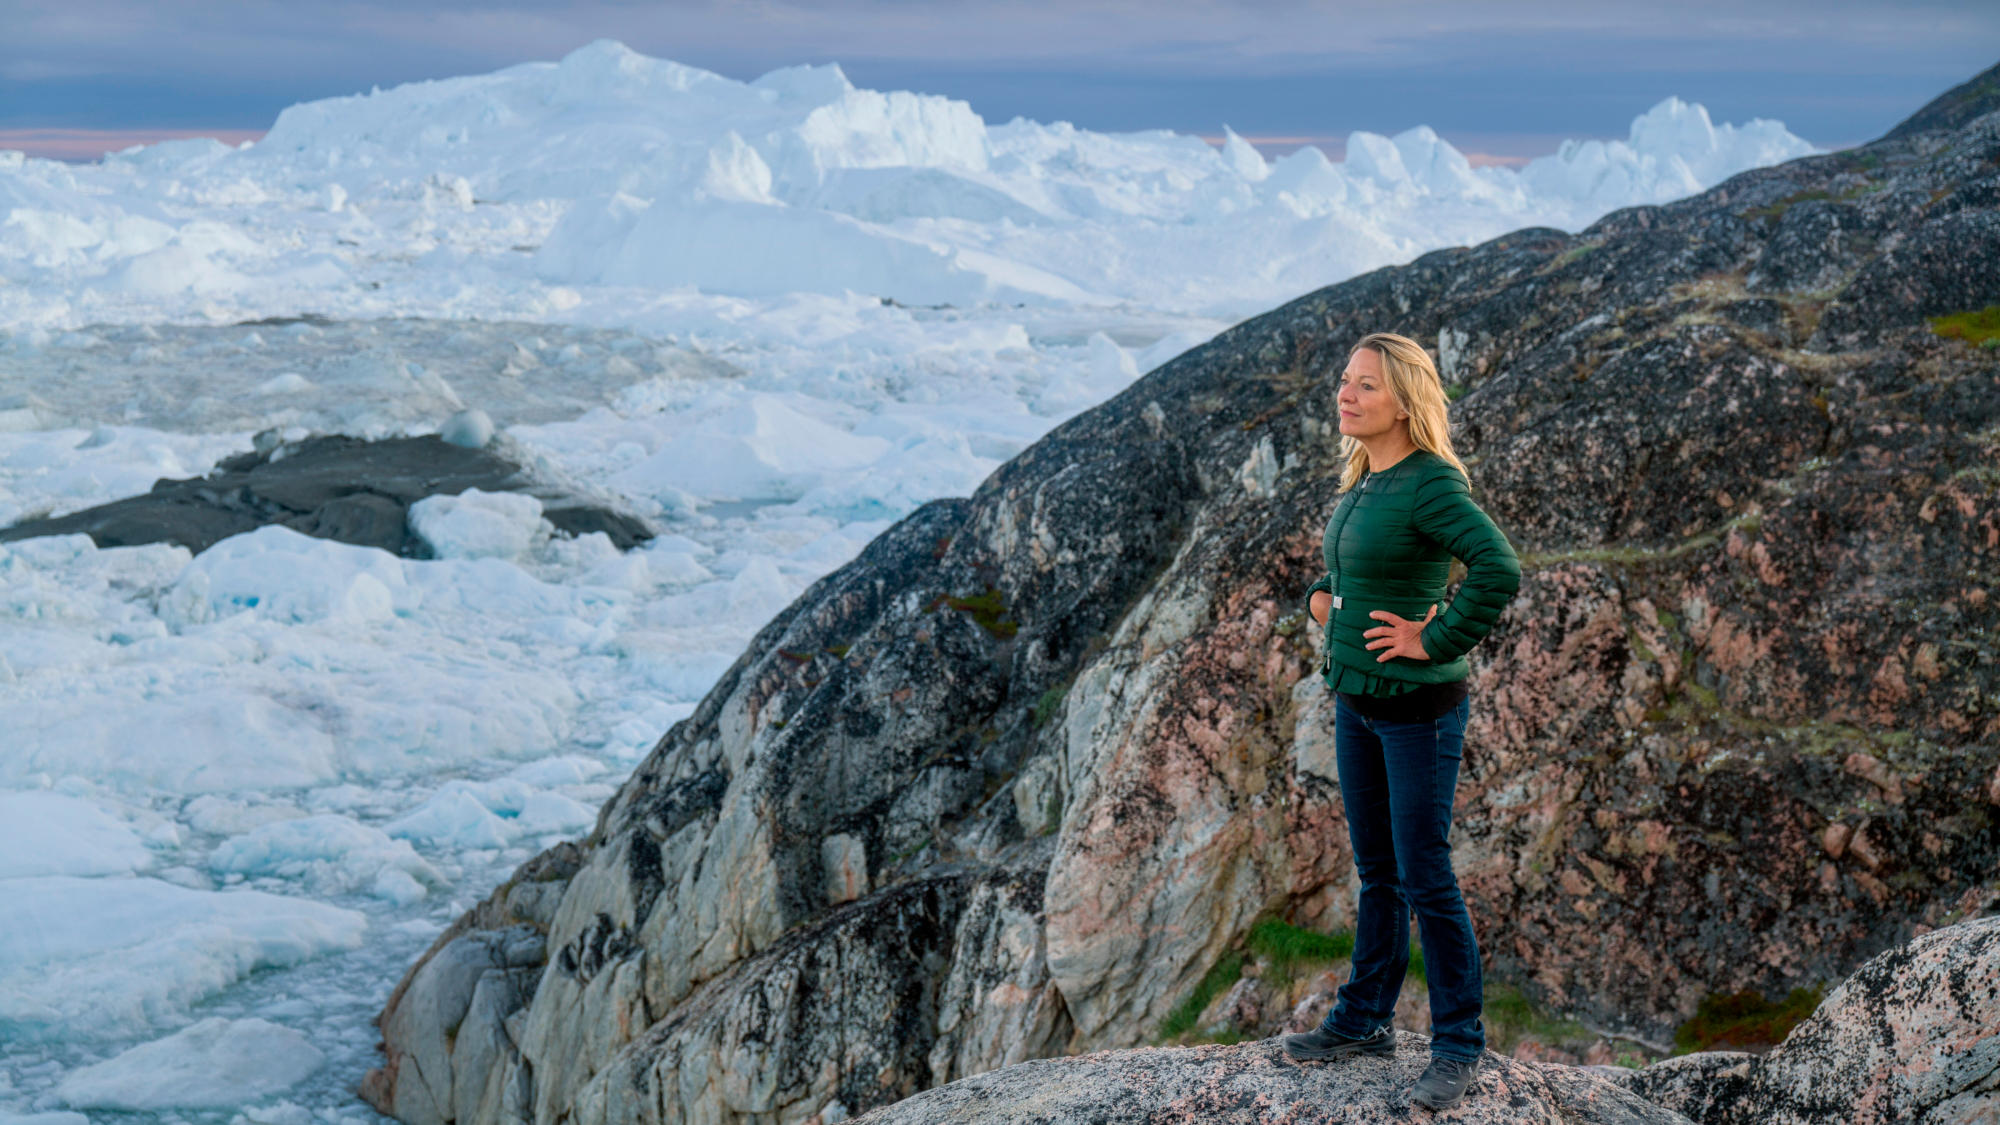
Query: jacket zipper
1321 473 1367 674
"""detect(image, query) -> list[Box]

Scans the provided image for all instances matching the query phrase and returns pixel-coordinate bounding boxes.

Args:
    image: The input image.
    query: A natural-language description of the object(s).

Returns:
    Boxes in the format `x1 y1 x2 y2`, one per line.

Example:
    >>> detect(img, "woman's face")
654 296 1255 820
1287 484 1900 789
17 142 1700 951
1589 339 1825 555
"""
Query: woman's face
1337 347 1407 440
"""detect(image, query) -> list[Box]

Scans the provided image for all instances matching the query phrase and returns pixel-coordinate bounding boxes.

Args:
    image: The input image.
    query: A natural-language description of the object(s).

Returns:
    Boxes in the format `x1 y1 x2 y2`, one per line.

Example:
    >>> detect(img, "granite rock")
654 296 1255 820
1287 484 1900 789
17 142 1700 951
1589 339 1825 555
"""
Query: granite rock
365 61 2000 1125
846 1032 1691 1124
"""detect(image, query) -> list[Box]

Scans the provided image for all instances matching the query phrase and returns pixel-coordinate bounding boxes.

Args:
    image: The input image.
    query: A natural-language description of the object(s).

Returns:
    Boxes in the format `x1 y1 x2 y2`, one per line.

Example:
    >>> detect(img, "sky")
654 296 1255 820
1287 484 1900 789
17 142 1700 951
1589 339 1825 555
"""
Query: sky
4 0 1998 162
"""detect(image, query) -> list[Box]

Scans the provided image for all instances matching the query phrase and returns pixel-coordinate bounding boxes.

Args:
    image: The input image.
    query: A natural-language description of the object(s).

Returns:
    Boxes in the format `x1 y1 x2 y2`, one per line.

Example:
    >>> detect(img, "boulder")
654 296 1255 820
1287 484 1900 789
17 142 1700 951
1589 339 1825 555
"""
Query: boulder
1728 915 2000 1124
1596 1052 1757 1124
847 1032 1691 1124
361 926 547 1125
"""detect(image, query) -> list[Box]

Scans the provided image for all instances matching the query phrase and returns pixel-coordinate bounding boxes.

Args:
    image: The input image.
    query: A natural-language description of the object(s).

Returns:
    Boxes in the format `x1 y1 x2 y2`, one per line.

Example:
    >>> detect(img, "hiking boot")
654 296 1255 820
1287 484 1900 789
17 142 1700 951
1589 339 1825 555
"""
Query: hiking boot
1281 1023 1395 1061
1410 1053 1481 1109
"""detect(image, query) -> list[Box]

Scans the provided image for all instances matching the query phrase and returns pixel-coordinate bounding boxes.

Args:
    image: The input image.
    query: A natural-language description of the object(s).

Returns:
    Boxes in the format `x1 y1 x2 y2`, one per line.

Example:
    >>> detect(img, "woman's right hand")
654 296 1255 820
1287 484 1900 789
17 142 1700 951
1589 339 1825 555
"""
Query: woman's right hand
1309 590 1332 626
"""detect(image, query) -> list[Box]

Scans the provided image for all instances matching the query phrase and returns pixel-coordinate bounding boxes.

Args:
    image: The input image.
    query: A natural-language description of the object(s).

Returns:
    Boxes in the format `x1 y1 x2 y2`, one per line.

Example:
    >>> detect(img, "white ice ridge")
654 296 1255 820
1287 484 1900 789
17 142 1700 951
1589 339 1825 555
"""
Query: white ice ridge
0 38 1818 331
0 876 366 1041
54 1018 325 1109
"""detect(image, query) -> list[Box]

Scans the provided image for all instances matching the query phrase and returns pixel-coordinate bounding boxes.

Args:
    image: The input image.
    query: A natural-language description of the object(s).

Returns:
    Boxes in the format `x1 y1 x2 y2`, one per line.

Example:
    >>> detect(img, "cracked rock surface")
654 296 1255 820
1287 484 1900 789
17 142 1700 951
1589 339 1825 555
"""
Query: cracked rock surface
850 1032 1690 1125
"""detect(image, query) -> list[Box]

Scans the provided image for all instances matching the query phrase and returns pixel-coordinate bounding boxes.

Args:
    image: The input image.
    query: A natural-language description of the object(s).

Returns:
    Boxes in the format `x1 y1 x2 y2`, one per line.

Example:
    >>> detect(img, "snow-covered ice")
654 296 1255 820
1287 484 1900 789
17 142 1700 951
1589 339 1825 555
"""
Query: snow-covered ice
208 815 446 903
0 38 1814 332
54 1018 325 1109
0 36 1819 1125
407 488 550 560
0 791 156 878
1 876 366 1041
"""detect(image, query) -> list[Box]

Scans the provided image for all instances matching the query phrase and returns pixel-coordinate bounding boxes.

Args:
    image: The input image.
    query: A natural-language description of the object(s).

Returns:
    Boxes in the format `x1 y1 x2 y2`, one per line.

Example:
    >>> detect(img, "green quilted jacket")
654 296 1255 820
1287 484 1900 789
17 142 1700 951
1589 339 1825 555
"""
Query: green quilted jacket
1303 449 1521 696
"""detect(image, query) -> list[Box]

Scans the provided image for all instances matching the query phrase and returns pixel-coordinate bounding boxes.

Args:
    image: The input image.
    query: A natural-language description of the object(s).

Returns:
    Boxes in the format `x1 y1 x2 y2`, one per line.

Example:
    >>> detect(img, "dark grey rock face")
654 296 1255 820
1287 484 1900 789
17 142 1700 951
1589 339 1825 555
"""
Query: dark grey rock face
366 63 2000 1125
1595 1052 1757 1124
0 432 653 555
1883 62 2000 141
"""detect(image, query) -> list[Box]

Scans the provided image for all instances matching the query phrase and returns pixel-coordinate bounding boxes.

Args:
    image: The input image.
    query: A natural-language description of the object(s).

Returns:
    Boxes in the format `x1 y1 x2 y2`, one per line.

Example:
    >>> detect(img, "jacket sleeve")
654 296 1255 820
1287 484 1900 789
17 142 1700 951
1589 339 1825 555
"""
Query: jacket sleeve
1410 467 1521 664
1305 573 1331 603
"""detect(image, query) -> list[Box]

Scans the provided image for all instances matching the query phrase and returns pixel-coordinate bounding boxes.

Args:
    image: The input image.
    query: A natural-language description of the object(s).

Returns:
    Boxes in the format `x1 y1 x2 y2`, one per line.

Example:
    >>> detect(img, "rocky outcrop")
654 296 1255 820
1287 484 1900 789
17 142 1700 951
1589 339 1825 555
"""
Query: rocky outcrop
856 916 2000 1123
362 926 550 1125
848 1032 1689 1124
1598 915 2000 1123
1599 1052 1756 1124
367 63 2000 1125
0 431 652 555
1725 914 2000 1123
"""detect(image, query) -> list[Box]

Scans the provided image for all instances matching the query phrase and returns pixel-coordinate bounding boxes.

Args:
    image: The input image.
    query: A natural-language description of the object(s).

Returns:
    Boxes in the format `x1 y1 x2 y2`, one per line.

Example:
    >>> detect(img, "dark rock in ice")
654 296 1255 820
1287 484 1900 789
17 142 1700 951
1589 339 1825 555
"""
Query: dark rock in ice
0 432 653 556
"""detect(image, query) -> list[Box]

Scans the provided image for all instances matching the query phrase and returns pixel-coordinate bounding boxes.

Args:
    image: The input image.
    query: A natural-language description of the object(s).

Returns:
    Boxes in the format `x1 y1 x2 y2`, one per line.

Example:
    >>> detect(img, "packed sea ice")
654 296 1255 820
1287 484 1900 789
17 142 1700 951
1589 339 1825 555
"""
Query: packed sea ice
0 37 1819 1125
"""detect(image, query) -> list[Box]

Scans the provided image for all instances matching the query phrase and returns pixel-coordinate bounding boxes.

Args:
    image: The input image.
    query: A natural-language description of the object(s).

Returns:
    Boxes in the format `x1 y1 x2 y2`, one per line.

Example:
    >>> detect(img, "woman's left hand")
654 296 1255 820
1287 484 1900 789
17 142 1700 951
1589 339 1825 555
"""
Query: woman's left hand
1364 605 1436 662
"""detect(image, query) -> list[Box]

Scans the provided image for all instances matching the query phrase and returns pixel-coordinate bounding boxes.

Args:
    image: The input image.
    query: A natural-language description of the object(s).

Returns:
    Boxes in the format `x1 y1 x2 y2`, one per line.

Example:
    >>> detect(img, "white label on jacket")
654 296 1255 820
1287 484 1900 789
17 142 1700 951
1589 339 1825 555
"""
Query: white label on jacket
1332 595 1343 608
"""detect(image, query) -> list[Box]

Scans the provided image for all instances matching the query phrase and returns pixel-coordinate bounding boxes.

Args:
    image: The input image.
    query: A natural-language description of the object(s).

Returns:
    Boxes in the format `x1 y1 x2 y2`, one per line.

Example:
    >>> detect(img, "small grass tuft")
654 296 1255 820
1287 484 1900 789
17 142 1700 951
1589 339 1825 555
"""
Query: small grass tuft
1245 919 1353 986
1158 950 1246 1041
939 587 1020 639
1746 189 1829 220
1485 982 1591 1049
1745 182 1881 222
1929 305 2000 347
1673 985 1823 1054
1031 683 1068 728
924 587 1020 638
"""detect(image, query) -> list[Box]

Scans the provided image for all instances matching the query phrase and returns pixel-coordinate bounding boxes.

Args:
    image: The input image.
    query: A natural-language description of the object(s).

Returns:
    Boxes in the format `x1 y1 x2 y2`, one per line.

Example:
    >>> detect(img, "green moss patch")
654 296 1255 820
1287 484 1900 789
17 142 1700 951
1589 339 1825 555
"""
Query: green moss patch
1929 305 2000 347
924 586 1020 639
1550 242 1599 269
1745 182 1882 221
1674 985 1823 1053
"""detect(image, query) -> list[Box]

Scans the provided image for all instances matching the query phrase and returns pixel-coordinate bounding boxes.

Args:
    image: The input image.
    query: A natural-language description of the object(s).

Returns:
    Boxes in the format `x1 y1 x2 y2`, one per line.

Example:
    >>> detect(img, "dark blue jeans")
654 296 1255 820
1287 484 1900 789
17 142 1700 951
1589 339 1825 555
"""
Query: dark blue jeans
1317 692 1485 1061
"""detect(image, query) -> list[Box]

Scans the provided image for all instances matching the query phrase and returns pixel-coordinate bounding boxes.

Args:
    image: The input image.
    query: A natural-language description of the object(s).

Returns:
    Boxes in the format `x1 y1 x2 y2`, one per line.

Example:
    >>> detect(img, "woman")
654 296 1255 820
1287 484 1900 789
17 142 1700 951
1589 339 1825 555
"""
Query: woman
1280 332 1520 1111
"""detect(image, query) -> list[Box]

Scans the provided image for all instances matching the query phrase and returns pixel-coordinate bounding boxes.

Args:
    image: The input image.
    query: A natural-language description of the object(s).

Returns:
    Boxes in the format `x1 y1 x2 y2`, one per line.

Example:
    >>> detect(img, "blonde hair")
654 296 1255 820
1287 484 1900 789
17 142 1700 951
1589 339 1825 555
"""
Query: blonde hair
1338 332 1469 492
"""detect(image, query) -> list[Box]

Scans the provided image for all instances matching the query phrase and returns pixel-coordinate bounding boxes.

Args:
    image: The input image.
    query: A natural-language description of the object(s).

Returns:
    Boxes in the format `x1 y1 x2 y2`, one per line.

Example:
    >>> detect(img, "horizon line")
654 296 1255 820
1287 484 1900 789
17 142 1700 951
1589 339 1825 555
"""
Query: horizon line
0 127 266 161
1 125 1863 167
